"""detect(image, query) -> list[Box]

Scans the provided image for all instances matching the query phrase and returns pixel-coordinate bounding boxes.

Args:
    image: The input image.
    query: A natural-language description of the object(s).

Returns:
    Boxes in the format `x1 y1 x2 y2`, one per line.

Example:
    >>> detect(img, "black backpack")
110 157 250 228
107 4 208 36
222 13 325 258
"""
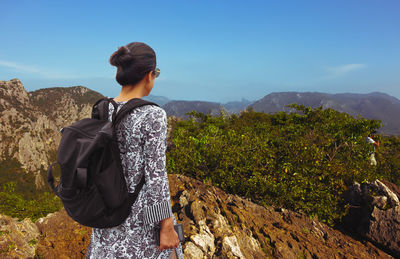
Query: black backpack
47 97 158 228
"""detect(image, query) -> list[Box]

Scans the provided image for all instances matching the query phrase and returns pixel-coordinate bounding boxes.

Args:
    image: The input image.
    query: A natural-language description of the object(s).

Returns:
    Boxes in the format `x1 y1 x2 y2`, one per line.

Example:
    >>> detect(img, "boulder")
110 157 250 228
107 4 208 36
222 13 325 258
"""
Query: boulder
343 179 400 257
0 214 40 258
169 175 391 259
35 209 91 258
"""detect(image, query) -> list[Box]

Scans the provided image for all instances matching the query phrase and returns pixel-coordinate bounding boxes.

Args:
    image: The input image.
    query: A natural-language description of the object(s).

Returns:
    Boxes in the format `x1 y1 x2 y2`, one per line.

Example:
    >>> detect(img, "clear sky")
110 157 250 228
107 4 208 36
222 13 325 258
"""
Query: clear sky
1 0 399 103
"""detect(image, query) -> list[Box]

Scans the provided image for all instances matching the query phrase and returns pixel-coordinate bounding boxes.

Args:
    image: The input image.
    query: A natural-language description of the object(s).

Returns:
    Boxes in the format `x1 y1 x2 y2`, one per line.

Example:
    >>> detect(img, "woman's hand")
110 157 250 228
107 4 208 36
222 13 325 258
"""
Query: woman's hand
158 217 180 251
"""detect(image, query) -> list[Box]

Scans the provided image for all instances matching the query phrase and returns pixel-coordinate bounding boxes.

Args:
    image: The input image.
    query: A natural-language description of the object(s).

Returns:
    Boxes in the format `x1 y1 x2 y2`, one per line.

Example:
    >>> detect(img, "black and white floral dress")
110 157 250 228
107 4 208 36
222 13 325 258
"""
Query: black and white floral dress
86 101 183 259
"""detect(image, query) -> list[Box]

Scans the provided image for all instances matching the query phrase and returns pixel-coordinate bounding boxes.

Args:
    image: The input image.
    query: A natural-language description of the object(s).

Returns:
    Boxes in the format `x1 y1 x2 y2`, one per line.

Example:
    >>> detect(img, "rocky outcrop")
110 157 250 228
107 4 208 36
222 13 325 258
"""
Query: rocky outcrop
343 179 400 257
0 79 103 189
0 174 391 258
35 210 91 258
0 214 40 258
170 175 392 259
0 79 57 188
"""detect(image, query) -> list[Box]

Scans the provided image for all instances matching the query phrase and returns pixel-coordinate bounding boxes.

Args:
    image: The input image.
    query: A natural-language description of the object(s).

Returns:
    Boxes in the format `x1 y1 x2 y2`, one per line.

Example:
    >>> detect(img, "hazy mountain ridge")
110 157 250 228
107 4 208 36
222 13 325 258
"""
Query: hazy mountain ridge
144 95 251 117
153 91 400 135
162 100 224 118
143 94 171 106
249 91 400 135
221 98 253 114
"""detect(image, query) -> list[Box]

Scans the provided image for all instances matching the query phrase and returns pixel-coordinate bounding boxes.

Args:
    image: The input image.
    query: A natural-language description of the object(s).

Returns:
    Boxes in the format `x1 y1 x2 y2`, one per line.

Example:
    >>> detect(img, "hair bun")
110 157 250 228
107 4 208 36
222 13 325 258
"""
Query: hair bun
110 42 156 86
109 46 134 66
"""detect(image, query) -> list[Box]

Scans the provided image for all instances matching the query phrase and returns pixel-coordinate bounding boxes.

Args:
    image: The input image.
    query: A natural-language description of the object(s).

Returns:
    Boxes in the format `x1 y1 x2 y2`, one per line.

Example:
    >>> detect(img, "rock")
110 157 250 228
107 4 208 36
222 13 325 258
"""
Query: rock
0 214 40 258
368 206 400 254
168 175 391 259
189 220 215 256
0 174 394 258
343 180 400 257
374 180 399 207
343 181 362 205
372 195 388 210
35 209 91 258
0 78 29 105
222 236 245 258
183 241 204 258
381 180 400 200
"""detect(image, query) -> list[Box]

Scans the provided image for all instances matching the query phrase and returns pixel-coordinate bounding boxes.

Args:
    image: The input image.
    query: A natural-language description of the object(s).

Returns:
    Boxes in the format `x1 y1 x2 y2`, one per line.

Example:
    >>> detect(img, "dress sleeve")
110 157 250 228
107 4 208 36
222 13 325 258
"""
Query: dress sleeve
142 107 173 226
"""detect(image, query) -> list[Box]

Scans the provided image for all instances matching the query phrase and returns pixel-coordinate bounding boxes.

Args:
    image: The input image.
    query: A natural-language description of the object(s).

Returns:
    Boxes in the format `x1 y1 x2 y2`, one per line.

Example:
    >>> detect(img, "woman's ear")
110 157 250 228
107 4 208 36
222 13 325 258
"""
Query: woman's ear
145 71 153 82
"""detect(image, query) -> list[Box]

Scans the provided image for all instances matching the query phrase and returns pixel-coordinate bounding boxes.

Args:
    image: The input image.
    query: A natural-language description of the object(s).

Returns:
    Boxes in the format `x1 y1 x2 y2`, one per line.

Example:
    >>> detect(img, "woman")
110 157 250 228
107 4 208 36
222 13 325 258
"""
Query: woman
86 42 183 259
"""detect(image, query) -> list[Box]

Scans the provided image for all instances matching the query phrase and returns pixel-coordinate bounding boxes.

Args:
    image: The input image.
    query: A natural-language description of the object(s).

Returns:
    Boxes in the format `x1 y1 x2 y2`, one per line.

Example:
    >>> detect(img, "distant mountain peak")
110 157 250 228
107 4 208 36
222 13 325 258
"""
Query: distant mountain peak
0 79 104 189
249 91 400 135
163 100 223 118
0 78 30 105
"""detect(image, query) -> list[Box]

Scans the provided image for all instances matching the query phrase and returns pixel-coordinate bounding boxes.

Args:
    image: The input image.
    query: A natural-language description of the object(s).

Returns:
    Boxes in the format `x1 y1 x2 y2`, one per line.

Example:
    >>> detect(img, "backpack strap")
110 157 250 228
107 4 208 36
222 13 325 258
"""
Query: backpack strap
112 98 159 128
92 97 116 120
47 161 59 193
91 98 157 204
112 98 158 203
109 99 120 122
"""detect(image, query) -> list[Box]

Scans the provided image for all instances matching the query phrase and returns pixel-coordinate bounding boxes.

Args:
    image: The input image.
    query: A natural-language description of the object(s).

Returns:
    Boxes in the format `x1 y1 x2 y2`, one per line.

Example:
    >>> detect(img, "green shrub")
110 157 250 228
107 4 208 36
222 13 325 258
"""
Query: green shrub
0 181 62 222
0 157 62 221
166 105 397 226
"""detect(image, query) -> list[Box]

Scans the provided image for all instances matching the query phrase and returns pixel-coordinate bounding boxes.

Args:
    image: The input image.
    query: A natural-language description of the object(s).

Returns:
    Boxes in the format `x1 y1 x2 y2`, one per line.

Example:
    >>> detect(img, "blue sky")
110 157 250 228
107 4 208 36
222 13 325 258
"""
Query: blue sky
1 0 399 102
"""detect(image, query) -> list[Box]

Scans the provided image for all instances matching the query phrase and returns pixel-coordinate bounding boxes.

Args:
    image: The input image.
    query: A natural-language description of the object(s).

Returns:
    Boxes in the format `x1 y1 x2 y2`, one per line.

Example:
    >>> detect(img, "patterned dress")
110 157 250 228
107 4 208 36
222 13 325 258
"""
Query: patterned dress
86 101 183 259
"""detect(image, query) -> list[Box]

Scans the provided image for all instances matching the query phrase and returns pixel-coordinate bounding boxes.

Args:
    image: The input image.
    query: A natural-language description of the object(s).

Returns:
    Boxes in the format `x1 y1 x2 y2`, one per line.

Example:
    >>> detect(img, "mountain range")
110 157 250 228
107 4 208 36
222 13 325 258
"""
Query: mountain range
143 96 252 116
145 92 400 135
249 92 400 135
1 78 400 189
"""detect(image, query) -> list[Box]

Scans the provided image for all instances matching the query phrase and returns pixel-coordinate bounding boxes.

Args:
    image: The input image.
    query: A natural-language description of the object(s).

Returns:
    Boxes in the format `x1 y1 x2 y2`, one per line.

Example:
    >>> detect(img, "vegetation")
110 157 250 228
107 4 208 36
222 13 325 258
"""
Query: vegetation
166 104 400 225
0 181 62 222
29 86 104 119
1 104 399 226
0 159 62 222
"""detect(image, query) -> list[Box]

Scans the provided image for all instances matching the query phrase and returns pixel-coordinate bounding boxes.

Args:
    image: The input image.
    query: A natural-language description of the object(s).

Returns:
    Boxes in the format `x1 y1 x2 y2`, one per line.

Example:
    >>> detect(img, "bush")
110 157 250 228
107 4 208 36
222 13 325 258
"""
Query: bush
0 181 62 222
166 105 396 226
0 158 62 221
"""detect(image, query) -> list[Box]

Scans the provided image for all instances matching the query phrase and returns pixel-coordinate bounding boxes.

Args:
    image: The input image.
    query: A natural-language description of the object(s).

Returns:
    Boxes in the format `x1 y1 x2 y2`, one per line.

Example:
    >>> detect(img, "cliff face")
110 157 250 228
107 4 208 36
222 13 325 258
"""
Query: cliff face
0 79 103 188
0 175 392 258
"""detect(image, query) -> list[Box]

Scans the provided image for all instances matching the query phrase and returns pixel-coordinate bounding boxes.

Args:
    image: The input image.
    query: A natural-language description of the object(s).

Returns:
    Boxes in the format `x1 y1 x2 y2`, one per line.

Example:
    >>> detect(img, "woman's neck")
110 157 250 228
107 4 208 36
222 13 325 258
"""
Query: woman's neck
114 84 145 102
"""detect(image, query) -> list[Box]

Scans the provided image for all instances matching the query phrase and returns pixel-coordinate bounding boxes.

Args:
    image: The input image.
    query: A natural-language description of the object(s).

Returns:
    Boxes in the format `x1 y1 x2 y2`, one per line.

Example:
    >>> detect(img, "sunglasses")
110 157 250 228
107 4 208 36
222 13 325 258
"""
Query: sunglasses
153 68 160 78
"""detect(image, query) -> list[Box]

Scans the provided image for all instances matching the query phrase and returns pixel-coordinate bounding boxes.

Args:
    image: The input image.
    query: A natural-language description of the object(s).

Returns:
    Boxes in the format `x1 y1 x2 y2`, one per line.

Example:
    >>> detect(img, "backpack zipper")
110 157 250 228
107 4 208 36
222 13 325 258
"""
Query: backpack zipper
65 126 96 139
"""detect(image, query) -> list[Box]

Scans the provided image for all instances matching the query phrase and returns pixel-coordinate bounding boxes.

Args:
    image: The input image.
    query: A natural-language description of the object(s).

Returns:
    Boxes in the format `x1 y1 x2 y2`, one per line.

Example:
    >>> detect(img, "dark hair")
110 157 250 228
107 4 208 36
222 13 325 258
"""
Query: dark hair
109 42 156 86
